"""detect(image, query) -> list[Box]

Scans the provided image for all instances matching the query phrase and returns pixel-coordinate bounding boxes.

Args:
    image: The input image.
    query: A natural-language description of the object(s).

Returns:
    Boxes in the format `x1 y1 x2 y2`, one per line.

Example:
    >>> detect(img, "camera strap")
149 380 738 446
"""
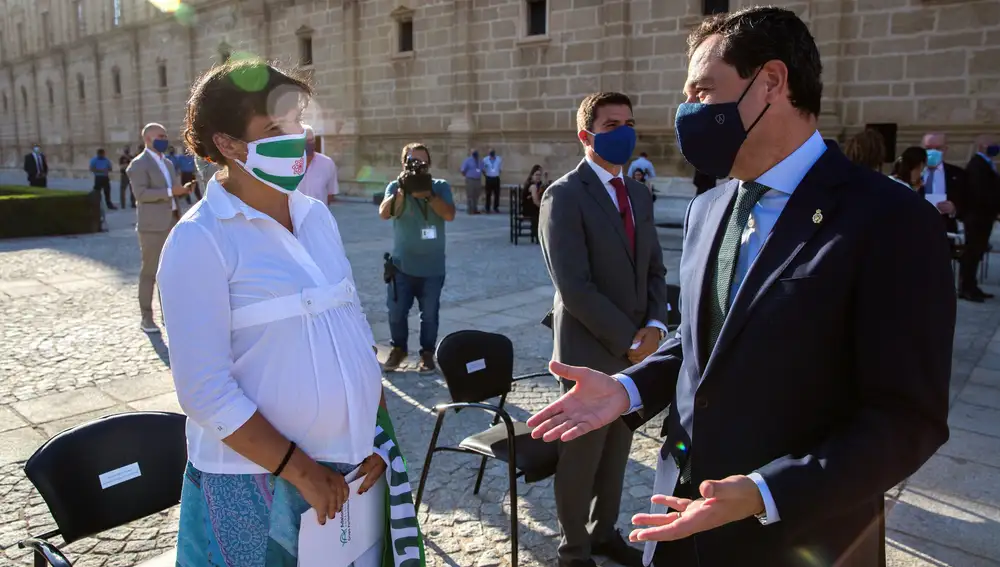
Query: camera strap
415 197 430 223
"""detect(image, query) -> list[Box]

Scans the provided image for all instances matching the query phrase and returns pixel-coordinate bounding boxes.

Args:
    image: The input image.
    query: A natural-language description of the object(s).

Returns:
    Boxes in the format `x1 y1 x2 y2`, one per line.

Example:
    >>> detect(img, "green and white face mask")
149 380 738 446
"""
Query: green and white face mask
234 132 308 194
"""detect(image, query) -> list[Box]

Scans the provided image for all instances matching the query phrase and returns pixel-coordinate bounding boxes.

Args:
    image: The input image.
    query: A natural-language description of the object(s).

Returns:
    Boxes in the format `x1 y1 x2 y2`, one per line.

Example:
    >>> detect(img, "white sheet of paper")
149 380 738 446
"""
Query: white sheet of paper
298 473 386 567
925 193 947 206
630 340 641 350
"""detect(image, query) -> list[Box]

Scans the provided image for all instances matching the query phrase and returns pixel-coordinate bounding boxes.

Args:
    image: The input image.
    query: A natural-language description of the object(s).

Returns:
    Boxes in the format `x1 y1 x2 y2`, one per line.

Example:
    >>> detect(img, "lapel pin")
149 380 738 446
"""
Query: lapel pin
812 209 823 224
747 216 755 230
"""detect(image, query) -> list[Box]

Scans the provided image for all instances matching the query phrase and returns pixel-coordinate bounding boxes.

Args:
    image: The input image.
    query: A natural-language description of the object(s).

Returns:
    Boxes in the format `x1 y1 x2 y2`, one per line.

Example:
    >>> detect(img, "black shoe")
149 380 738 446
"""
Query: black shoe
382 347 407 371
976 288 995 299
418 351 436 374
558 560 597 567
592 530 643 567
107 203 118 210
959 290 985 303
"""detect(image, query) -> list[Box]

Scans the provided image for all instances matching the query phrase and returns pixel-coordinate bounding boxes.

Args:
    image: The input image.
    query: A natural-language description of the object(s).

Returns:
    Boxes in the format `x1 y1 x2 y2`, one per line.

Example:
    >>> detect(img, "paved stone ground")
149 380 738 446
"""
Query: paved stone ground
0 199 998 566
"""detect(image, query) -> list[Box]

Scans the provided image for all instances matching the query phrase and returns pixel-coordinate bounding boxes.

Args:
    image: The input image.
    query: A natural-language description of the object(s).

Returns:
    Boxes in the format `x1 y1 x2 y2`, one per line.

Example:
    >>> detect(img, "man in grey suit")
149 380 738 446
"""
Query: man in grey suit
127 122 190 334
539 92 669 567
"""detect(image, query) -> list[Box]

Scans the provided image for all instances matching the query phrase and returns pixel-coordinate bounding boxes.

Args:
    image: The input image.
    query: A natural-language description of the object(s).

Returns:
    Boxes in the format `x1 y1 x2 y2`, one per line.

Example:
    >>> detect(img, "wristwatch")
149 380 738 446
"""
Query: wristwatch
755 509 770 525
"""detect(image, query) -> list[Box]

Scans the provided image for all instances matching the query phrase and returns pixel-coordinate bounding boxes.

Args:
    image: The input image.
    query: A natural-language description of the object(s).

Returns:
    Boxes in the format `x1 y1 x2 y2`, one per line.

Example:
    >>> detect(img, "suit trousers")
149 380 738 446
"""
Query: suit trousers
465 178 483 212
960 215 994 291
484 176 501 211
137 227 172 320
555 413 634 562
120 172 135 208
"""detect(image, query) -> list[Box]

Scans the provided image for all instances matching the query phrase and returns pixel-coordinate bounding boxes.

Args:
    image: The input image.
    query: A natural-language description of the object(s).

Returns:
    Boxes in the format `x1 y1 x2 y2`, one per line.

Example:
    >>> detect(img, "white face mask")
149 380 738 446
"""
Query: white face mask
233 132 308 194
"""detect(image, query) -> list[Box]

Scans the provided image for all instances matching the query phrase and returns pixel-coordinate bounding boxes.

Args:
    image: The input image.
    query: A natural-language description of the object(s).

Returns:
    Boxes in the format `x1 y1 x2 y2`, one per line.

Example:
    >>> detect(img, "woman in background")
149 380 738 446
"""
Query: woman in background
522 164 544 240
843 128 886 171
890 146 929 191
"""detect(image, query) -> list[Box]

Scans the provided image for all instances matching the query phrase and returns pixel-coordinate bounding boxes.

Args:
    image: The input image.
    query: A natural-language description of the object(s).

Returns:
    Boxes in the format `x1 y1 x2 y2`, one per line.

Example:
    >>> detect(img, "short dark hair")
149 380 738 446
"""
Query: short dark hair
688 7 823 117
843 129 886 170
183 59 312 165
893 146 928 180
640 152 648 158
400 142 431 166
576 92 633 133
97 148 105 154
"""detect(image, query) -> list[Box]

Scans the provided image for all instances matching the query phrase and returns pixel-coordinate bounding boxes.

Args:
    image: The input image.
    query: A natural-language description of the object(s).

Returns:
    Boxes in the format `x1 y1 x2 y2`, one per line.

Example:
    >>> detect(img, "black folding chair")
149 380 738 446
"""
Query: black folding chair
415 330 558 567
508 185 536 245
17 411 187 567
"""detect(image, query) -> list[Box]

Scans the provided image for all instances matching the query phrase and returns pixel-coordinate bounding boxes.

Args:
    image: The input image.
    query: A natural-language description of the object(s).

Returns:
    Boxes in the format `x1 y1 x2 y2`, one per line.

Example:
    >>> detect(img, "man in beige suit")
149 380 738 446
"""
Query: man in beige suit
127 123 190 333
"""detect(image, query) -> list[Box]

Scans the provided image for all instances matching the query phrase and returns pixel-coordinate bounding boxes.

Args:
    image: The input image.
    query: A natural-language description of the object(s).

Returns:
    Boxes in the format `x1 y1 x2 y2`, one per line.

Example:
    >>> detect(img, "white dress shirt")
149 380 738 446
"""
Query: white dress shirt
922 164 946 196
616 131 829 525
583 157 667 337
157 177 381 474
300 152 340 202
146 149 177 211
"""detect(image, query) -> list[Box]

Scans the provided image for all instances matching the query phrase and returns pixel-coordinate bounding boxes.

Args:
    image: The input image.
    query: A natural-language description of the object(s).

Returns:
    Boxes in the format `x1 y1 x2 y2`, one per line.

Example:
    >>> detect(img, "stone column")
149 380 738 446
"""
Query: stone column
131 30 144 128
6 65 22 152
808 0 851 135
92 41 106 151
30 61 42 145
335 0 363 192
599 0 630 92
59 49 74 159
448 0 474 135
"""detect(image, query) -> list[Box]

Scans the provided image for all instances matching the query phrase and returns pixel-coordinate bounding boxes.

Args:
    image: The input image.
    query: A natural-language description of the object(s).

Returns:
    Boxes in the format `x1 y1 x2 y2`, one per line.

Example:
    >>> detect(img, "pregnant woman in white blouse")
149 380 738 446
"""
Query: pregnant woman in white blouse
157 60 414 567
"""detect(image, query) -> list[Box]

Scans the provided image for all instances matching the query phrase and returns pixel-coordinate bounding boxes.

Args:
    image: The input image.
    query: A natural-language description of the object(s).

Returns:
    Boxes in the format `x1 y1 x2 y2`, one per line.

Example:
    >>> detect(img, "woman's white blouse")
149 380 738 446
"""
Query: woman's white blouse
157 178 382 474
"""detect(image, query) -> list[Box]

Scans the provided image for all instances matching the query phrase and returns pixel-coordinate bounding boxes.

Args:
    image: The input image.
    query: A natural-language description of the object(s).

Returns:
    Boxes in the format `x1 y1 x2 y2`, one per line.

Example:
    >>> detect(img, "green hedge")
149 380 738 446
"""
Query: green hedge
0 186 102 239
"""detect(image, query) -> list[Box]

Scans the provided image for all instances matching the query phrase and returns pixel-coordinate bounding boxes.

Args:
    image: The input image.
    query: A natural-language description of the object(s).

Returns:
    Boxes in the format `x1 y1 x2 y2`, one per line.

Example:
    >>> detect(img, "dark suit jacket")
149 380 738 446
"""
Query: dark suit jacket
23 153 48 181
539 160 668 375
965 154 1000 219
622 144 954 567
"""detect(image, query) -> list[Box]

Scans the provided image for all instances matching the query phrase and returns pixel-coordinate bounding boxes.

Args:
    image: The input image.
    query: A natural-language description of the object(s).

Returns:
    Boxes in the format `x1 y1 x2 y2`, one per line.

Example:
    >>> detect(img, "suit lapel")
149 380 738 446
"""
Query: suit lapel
577 160 634 263
690 180 739 373
703 147 851 376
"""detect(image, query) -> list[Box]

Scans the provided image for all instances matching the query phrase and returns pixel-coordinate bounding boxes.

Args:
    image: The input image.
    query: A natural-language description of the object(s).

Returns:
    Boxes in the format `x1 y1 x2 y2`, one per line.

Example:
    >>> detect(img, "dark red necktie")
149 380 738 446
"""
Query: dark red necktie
609 177 635 254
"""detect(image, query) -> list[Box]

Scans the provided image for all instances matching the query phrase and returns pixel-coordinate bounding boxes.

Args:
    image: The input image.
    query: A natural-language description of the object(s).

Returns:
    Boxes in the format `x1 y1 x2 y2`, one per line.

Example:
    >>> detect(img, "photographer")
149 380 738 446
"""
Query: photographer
378 143 456 372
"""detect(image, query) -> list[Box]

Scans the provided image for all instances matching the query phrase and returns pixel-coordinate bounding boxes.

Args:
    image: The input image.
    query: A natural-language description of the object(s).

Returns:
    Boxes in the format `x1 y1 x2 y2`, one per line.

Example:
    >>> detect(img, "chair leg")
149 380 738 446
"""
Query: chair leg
415 411 447 511
473 455 489 495
507 439 519 567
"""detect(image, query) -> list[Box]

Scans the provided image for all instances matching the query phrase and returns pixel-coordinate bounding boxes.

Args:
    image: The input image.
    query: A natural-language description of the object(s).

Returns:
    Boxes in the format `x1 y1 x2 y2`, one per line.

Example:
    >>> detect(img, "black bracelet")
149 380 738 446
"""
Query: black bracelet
273 441 296 478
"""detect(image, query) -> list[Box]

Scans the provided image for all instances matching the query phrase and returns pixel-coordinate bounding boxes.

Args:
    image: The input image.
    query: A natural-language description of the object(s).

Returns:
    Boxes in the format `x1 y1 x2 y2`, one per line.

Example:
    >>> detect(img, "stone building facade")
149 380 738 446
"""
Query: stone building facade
0 0 998 194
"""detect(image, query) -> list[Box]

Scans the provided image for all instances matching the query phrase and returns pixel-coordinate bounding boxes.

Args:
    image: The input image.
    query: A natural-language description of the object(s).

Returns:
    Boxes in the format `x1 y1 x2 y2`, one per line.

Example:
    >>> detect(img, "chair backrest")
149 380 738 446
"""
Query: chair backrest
23 411 187 544
666 284 681 329
435 330 515 403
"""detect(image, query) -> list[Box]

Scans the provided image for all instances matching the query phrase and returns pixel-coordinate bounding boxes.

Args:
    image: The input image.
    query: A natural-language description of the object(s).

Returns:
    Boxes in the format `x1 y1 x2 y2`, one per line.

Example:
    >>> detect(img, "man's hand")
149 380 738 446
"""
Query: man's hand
174 184 190 196
629 475 765 542
936 200 955 215
526 361 630 442
628 327 661 364
355 452 388 495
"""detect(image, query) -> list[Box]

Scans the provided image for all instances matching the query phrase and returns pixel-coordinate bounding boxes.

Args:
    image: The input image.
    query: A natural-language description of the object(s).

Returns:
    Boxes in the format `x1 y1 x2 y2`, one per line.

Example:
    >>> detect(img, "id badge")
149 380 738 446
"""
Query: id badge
421 226 438 240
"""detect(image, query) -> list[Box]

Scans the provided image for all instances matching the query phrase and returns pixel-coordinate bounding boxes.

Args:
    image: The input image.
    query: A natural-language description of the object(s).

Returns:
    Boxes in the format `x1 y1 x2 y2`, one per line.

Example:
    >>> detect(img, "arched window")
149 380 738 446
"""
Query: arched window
112 66 122 96
20 86 28 109
157 61 167 89
2 92 8 114
77 73 85 101
46 80 54 106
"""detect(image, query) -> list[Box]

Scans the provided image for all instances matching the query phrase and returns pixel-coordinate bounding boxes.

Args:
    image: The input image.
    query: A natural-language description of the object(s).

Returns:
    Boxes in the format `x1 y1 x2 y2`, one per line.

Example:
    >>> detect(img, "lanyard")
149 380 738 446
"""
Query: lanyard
414 196 430 222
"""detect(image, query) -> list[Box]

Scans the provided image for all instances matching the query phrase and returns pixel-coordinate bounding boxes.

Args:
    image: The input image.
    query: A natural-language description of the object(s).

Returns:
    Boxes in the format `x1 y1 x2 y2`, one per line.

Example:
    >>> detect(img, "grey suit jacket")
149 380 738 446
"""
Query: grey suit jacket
127 150 180 232
539 159 668 376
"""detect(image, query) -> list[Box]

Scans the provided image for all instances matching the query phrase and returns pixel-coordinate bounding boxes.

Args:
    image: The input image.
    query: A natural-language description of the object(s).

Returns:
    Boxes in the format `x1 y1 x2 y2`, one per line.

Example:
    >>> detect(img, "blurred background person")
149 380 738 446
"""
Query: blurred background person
176 146 201 203
889 146 928 191
522 164 544 240
843 128 885 171
482 147 503 214
90 148 117 210
119 146 136 208
459 148 483 214
959 134 1000 302
23 143 48 187
299 125 340 206
922 132 965 237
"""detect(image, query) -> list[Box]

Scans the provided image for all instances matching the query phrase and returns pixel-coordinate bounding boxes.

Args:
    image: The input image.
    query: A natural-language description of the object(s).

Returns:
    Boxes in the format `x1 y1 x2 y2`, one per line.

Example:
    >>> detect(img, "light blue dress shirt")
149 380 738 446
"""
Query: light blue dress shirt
615 130 828 524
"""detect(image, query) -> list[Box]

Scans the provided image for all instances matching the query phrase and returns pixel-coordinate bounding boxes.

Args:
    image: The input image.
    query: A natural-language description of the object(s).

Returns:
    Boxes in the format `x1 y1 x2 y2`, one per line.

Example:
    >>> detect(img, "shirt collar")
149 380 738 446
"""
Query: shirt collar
584 156 624 185
204 174 315 232
144 148 165 163
748 130 826 195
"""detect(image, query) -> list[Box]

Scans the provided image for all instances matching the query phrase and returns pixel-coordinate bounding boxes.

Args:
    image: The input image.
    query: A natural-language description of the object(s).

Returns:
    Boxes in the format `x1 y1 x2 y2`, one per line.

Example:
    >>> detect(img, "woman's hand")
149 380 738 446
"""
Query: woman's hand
289 457 350 525
356 453 388 495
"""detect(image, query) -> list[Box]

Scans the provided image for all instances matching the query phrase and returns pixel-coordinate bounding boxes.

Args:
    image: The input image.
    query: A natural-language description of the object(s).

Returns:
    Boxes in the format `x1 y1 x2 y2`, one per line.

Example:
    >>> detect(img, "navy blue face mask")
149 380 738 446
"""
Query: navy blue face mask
585 125 637 166
674 69 769 179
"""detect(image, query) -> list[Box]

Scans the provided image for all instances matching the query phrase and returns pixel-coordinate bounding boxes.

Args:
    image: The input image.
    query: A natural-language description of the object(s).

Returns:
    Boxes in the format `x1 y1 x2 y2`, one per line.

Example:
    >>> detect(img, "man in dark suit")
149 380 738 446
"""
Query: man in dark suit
23 144 48 187
539 92 669 567
527 8 954 567
920 132 966 237
960 134 1000 301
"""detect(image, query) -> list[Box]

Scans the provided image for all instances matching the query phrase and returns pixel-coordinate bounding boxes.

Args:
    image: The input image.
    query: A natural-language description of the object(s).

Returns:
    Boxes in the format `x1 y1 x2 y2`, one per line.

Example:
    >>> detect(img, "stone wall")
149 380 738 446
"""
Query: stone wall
0 0 997 193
